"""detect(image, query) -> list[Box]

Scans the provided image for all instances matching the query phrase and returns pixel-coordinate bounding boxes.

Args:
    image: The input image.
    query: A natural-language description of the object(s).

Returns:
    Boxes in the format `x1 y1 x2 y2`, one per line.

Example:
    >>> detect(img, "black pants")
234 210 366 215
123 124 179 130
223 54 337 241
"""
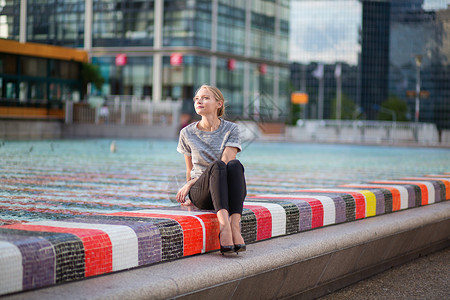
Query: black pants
189 160 247 215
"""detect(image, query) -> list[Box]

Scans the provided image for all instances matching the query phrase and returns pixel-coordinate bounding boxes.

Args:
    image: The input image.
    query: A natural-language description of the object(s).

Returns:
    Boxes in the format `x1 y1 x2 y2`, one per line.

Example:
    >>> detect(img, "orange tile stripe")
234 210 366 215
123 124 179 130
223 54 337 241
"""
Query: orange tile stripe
372 181 428 205
107 212 204 256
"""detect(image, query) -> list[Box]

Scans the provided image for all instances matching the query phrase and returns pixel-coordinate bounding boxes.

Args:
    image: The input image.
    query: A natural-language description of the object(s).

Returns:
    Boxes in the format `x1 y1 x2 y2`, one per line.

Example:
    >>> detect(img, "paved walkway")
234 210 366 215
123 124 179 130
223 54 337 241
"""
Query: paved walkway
319 247 450 300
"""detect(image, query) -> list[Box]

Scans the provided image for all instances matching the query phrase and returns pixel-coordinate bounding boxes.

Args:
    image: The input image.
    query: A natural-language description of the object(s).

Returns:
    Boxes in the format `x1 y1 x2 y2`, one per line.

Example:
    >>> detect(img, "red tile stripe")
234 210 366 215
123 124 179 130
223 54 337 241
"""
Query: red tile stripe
402 177 450 201
302 198 324 228
5 224 112 277
341 184 402 211
107 212 204 256
372 181 429 205
243 205 273 240
249 194 337 226
298 190 366 219
193 214 220 252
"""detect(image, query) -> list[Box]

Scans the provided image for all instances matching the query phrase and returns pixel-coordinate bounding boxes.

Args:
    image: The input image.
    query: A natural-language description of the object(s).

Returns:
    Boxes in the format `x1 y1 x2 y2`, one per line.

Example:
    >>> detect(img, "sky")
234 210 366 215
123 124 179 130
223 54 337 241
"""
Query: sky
423 0 450 10
289 0 362 65
289 0 450 65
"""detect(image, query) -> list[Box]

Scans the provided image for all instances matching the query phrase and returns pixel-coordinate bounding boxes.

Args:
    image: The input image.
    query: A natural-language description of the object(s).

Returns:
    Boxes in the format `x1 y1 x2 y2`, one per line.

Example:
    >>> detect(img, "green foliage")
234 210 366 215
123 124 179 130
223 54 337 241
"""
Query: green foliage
378 96 408 121
289 101 303 125
330 94 360 120
81 62 104 91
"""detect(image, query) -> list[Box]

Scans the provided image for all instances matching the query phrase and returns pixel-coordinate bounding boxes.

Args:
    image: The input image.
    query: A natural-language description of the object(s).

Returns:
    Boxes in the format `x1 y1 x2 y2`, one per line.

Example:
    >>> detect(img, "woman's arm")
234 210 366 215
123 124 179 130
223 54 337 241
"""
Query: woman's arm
176 155 196 205
221 146 238 164
184 155 193 181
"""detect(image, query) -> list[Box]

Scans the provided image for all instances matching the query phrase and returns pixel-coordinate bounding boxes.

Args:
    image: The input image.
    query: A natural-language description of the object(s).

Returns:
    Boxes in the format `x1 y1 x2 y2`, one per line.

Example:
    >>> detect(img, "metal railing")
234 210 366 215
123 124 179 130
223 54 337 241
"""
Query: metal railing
288 120 440 145
65 99 182 126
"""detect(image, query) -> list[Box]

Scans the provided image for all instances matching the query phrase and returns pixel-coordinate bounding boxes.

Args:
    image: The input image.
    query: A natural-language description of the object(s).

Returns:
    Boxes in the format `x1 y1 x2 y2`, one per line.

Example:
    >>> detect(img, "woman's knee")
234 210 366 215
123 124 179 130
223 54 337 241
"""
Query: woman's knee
227 159 244 173
209 160 227 174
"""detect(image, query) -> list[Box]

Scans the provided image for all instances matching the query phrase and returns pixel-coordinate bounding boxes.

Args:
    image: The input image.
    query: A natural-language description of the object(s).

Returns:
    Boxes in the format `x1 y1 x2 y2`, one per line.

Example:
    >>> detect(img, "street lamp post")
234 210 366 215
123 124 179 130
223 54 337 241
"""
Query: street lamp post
414 55 422 123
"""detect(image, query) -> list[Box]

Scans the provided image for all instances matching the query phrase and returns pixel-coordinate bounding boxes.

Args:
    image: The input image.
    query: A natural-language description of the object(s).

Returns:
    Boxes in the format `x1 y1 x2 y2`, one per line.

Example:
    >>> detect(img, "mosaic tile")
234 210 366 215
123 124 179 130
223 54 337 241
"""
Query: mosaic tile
241 208 257 244
251 202 287 237
0 228 85 284
346 184 406 211
370 182 422 208
296 192 355 222
4 223 113 277
0 169 449 296
0 241 23 294
28 220 139 271
0 232 55 290
68 216 162 265
155 219 184 261
339 187 390 214
252 200 300 235
401 178 445 203
108 210 215 256
291 194 344 225
423 177 450 200
244 205 273 240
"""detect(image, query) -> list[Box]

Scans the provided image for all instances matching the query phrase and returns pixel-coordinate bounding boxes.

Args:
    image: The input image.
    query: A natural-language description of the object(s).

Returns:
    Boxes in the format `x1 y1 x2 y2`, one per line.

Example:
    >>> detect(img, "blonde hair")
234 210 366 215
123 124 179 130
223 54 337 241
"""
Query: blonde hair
196 85 225 118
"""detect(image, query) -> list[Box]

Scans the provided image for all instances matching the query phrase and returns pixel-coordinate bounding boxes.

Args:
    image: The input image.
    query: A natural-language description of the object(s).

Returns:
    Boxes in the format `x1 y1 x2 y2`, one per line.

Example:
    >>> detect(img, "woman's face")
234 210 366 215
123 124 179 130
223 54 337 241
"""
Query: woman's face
193 88 222 117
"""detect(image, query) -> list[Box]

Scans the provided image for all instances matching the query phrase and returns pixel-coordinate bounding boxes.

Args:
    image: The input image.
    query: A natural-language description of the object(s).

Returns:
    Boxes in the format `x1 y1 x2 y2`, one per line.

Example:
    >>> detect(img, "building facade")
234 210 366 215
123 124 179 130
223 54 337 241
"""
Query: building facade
0 39 87 107
1 0 290 119
289 0 450 131
389 0 450 130
360 0 391 120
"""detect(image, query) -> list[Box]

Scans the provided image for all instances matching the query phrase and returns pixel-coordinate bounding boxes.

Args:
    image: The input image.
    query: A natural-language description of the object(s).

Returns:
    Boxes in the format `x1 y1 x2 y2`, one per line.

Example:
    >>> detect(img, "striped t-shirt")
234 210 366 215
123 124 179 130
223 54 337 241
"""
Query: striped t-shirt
177 119 242 179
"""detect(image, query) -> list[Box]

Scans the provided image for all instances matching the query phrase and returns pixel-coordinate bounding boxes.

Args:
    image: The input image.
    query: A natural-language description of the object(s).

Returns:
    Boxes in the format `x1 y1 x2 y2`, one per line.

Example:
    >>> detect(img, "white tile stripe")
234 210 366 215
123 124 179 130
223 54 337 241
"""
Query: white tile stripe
246 202 286 237
352 184 409 210
405 181 435 203
32 221 139 271
124 209 211 253
251 194 336 226
315 188 371 216
300 188 369 216
294 195 337 226
403 177 450 199
134 209 215 216
426 178 450 200
375 181 435 205
190 215 206 254
0 241 23 295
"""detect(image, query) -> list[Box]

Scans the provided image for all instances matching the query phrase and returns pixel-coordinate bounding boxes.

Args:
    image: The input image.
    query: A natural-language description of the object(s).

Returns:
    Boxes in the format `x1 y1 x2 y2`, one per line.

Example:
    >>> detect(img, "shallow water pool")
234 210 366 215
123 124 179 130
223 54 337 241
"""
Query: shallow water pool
0 139 448 224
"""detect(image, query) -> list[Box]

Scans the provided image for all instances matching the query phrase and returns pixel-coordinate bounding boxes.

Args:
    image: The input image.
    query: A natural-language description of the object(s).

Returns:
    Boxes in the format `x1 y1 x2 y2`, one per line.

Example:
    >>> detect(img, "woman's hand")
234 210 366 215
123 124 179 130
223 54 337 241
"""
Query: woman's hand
176 183 191 204
181 198 193 206
176 178 197 205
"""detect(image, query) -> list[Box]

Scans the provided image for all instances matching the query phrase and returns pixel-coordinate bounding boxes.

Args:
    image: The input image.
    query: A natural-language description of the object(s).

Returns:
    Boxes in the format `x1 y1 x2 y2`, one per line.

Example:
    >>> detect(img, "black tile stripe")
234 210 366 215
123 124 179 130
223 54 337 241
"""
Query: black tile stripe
0 228 85 284
245 199 300 235
241 208 257 243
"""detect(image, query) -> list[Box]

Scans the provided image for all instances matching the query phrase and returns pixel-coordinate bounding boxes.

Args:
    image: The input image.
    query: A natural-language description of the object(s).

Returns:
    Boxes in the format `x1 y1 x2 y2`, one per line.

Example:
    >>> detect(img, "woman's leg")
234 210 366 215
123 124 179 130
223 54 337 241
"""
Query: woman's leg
226 160 247 245
216 209 232 247
230 213 244 245
226 160 246 215
189 160 228 211
189 160 233 246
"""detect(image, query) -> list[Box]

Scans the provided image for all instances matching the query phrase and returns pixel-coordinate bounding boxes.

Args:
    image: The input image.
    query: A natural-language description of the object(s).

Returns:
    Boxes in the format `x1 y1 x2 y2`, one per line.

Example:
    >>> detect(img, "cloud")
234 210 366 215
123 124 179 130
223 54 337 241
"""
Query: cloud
423 0 449 11
289 0 362 65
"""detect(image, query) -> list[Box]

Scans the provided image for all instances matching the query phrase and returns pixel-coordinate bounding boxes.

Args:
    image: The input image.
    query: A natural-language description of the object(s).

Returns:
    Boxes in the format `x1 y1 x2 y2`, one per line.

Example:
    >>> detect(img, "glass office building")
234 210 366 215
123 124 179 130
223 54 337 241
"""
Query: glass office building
0 0 290 118
290 0 450 131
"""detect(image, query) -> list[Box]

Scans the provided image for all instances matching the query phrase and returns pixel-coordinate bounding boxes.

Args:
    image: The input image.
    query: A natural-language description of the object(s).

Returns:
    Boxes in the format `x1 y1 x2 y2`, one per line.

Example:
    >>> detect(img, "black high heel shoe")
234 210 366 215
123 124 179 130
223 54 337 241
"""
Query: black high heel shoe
219 233 234 255
234 244 246 254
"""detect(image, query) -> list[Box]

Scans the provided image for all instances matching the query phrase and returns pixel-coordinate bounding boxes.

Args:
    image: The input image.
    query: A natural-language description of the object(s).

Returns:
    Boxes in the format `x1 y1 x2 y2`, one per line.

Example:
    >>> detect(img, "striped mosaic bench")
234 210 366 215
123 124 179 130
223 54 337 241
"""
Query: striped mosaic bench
0 175 449 296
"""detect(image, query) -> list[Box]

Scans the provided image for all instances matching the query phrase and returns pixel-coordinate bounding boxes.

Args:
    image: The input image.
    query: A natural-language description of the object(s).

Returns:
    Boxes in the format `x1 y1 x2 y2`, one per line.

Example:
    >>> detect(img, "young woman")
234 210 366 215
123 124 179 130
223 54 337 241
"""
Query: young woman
176 85 247 254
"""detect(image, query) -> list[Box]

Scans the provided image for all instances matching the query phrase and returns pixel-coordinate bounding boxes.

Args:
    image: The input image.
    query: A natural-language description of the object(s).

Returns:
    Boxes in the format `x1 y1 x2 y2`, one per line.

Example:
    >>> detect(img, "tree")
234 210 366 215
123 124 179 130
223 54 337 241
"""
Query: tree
378 96 408 121
289 101 303 125
330 94 360 120
81 62 104 96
